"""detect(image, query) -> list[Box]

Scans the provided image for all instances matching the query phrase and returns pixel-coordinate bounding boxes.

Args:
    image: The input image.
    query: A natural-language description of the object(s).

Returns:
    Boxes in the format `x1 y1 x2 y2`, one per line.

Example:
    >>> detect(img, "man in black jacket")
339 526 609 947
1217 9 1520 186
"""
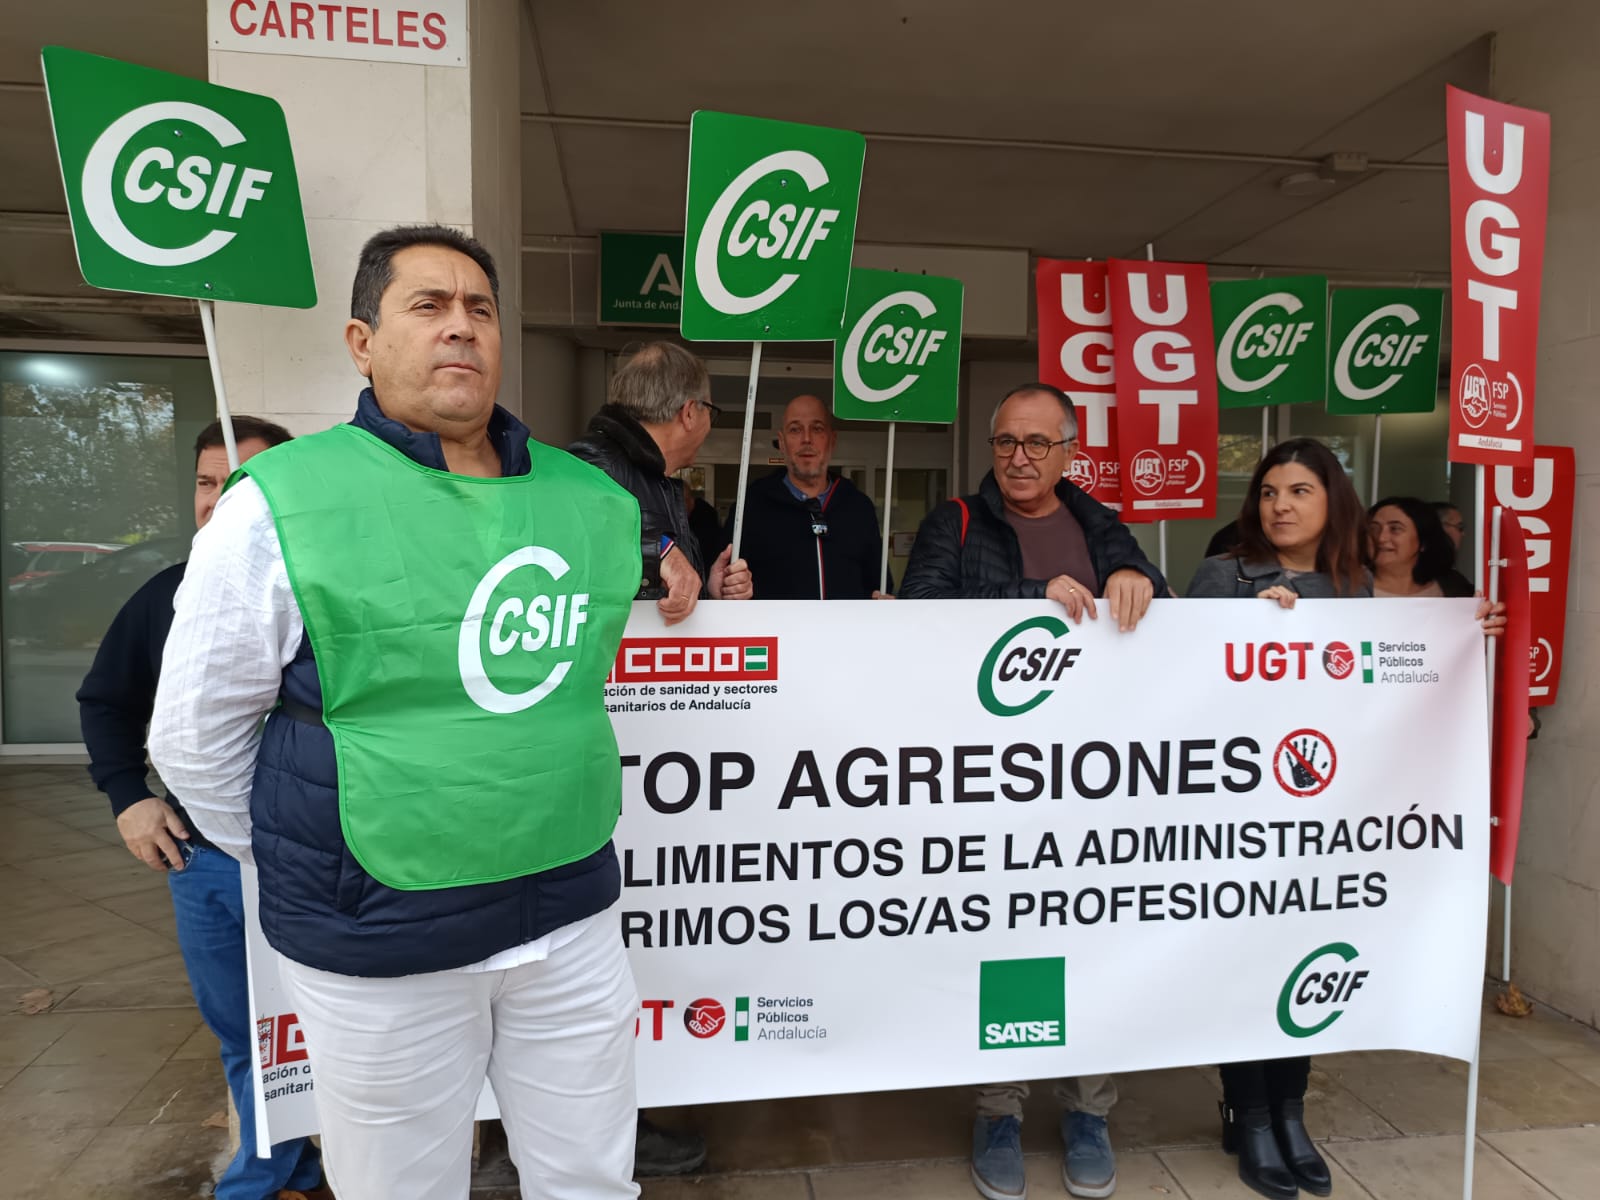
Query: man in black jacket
569 342 751 623
726 394 889 599
901 383 1166 1200
75 416 328 1200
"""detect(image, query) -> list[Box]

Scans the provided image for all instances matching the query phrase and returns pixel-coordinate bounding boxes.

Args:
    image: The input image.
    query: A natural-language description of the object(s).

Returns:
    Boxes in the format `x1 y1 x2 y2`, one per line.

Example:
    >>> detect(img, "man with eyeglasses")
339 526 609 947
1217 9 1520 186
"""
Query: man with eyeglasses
901 382 1166 1200
571 342 753 628
726 394 890 599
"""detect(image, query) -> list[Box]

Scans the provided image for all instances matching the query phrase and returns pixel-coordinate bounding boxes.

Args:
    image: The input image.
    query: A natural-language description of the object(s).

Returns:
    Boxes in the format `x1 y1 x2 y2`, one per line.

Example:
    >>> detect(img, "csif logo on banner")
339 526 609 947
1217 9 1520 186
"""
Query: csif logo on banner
680 111 865 341
1325 289 1444 415
458 547 591 714
1277 943 1369 1037
41 46 316 308
978 617 1081 717
1210 276 1328 408
833 269 963 423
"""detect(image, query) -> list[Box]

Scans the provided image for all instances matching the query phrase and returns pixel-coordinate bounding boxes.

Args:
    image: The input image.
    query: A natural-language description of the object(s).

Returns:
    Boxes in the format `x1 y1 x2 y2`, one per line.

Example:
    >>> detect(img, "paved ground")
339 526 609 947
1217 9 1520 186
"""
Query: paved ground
3 765 1597 1199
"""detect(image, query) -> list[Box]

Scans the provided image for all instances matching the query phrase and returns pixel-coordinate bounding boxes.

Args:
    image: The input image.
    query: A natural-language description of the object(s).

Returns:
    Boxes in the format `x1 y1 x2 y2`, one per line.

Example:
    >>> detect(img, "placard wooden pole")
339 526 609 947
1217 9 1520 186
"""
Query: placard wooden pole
880 421 897 594
198 300 240 471
729 341 763 562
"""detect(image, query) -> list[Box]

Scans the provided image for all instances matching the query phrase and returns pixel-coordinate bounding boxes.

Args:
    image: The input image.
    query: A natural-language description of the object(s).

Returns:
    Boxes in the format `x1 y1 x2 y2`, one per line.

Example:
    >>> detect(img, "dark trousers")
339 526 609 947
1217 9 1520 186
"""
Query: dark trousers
1219 1056 1311 1109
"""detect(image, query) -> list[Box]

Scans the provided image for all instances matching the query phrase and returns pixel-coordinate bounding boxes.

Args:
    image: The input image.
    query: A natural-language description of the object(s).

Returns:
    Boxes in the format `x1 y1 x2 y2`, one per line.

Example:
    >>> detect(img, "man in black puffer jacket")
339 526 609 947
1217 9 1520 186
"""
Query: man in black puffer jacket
902 382 1166 1200
570 342 752 621
727 394 889 599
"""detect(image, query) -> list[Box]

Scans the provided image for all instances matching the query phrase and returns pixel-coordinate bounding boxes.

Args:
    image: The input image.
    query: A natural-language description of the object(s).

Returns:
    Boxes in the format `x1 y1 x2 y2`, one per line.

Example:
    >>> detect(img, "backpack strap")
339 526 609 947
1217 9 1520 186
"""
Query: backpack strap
953 497 970 547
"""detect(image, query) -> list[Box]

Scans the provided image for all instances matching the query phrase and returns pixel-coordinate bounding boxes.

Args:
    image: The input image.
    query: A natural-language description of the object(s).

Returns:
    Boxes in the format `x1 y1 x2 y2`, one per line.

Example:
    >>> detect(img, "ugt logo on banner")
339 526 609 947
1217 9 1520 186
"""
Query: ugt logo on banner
1036 260 1122 508
679 111 865 341
1446 86 1550 466
833 268 963 423
1108 259 1218 521
41 45 315 308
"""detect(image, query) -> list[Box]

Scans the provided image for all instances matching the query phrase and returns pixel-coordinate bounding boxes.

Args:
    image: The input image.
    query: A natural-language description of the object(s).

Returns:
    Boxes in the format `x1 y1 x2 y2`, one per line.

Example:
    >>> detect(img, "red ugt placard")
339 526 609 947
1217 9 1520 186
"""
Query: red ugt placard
1490 511 1530 885
1036 260 1123 510
1447 86 1550 467
1486 445 1575 707
1108 259 1219 522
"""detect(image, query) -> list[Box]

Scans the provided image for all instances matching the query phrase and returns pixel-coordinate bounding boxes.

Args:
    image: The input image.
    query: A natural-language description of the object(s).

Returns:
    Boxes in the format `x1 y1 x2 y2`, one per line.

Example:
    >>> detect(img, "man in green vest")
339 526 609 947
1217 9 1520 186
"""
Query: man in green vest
151 225 645 1200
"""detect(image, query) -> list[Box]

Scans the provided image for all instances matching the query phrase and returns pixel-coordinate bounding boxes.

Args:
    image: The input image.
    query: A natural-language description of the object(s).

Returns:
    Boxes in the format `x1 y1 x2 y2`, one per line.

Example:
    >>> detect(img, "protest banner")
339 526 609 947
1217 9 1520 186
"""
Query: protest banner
248 598 1488 1148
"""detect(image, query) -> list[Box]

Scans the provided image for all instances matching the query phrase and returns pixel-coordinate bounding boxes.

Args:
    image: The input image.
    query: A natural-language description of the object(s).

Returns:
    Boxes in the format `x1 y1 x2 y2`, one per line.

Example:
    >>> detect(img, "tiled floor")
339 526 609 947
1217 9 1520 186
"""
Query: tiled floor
4 765 1597 1199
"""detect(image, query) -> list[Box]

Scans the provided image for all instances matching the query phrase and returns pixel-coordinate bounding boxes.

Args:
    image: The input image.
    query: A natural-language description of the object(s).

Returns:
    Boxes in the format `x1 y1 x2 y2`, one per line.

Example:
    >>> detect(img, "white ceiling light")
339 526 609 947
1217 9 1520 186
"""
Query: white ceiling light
1278 171 1338 197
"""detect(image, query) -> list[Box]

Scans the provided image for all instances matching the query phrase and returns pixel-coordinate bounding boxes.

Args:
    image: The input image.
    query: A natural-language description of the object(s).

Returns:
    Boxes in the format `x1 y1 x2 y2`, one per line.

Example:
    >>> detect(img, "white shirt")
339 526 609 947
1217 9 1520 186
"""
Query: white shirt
148 478 588 972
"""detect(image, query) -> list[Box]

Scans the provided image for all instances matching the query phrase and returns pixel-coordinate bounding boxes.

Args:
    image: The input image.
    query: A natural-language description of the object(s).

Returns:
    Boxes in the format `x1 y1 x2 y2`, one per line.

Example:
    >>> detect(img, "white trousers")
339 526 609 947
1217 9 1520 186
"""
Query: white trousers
281 911 640 1200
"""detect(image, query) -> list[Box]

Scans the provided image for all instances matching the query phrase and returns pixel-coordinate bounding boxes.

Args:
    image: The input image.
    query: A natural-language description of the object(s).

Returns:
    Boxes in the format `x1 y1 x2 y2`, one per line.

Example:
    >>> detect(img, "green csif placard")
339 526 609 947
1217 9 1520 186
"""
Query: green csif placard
1326 289 1443 414
833 269 963 423
41 46 316 308
1210 276 1328 408
680 111 864 341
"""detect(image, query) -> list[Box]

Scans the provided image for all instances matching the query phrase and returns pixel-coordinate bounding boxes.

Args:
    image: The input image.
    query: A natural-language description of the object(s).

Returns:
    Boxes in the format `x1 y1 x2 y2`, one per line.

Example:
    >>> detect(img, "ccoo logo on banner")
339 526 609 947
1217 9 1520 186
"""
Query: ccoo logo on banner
1446 86 1550 466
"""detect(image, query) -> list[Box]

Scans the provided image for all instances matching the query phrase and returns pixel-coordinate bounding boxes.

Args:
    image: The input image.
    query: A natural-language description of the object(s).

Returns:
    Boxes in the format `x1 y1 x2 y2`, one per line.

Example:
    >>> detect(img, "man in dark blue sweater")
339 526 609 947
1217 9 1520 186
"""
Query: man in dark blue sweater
75 416 324 1200
727 394 890 599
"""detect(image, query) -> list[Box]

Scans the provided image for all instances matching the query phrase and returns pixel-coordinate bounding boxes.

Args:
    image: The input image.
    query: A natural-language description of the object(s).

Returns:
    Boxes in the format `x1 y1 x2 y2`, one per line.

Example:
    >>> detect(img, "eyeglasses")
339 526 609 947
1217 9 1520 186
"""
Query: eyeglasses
989 435 1071 460
697 399 723 422
805 498 829 538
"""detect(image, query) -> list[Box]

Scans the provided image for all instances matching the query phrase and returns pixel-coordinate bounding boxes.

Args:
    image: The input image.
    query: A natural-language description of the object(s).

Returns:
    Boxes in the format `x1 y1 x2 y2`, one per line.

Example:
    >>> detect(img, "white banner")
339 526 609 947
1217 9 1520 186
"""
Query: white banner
249 598 1489 1151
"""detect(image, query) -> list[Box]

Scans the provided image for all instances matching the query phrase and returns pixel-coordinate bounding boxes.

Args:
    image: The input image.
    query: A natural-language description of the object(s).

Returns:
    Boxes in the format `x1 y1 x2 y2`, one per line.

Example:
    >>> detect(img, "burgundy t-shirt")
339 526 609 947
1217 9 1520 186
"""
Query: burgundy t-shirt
1005 505 1099 594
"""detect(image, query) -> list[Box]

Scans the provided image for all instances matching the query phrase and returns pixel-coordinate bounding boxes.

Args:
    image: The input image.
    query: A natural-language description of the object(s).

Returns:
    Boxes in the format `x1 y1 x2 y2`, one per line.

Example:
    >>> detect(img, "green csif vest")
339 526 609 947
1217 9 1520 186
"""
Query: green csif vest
240 423 642 891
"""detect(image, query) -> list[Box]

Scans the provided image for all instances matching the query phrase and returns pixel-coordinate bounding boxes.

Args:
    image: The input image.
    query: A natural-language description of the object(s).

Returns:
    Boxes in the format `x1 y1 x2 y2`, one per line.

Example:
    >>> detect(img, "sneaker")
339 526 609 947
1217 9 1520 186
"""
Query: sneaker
1061 1110 1116 1198
970 1114 1026 1200
634 1115 707 1177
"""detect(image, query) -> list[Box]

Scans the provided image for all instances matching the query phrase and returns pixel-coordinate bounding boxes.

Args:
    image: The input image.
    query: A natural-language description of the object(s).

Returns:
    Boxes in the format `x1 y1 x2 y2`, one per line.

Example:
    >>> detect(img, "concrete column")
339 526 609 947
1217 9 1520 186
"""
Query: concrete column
1488 4 1600 1028
205 0 520 436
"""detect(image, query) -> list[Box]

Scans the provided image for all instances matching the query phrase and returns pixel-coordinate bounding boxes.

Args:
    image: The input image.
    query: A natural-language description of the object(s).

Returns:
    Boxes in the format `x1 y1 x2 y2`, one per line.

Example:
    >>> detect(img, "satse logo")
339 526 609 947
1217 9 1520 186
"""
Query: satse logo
840 288 948 404
694 150 840 316
79 100 275 266
978 617 1081 717
1278 943 1368 1037
459 547 590 714
1216 291 1315 394
979 957 1066 1049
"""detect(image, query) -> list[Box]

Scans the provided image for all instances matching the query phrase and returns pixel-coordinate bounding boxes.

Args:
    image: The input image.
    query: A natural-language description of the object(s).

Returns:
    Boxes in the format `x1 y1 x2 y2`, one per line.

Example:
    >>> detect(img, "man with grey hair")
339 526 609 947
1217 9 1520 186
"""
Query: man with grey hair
900 381 1165 1200
570 343 752 619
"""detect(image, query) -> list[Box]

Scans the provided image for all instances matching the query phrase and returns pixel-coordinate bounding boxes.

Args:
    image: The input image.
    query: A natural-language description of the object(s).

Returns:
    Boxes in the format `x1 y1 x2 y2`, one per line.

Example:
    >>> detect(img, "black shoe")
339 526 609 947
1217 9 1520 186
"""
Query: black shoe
1272 1099 1332 1196
1220 1102 1298 1200
634 1115 707 1177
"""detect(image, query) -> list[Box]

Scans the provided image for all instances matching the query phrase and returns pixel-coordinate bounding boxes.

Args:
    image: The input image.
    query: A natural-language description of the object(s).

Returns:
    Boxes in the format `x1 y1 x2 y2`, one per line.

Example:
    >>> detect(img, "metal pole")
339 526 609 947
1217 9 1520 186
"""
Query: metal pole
729 341 763 562
1370 414 1383 506
1473 465 1487 593
1463 1040 1481 1200
1485 501 1512 984
1261 407 1270 459
880 421 897 594
1503 885 1513 983
198 299 240 471
1158 520 1168 579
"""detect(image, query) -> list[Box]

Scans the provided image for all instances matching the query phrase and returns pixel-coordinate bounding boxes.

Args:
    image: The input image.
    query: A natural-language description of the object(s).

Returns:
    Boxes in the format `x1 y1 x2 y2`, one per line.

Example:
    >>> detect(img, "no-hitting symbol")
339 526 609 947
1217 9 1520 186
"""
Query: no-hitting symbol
1275 729 1336 796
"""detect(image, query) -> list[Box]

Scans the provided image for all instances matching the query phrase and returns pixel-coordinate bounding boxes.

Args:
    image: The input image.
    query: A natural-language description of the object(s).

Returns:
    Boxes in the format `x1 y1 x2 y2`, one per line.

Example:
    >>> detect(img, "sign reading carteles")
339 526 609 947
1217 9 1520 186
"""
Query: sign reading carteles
679 111 865 341
598 232 684 326
1325 289 1444 415
208 1 467 67
1210 276 1327 409
1036 260 1122 509
833 269 963 423
1447 86 1550 465
1108 259 1219 520
247 597 1490 1144
41 46 316 308
1487 445 1575 706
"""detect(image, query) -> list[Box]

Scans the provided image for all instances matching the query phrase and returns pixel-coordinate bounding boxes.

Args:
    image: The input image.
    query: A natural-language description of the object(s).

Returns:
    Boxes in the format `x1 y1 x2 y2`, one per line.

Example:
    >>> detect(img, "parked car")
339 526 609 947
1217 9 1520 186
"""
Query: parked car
6 541 125 588
5 536 190 647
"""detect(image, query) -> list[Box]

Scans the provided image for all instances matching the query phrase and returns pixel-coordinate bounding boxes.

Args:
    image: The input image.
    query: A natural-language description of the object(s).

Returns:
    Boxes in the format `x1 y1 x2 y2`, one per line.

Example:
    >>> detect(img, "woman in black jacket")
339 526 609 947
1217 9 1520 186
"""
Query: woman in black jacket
1368 495 1475 598
1187 440 1503 1199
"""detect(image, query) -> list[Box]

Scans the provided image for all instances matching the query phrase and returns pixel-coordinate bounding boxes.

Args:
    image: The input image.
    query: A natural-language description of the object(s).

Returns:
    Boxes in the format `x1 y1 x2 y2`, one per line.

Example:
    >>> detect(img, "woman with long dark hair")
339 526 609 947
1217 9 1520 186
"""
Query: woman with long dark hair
1186 440 1503 1198
1368 495 1474 598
